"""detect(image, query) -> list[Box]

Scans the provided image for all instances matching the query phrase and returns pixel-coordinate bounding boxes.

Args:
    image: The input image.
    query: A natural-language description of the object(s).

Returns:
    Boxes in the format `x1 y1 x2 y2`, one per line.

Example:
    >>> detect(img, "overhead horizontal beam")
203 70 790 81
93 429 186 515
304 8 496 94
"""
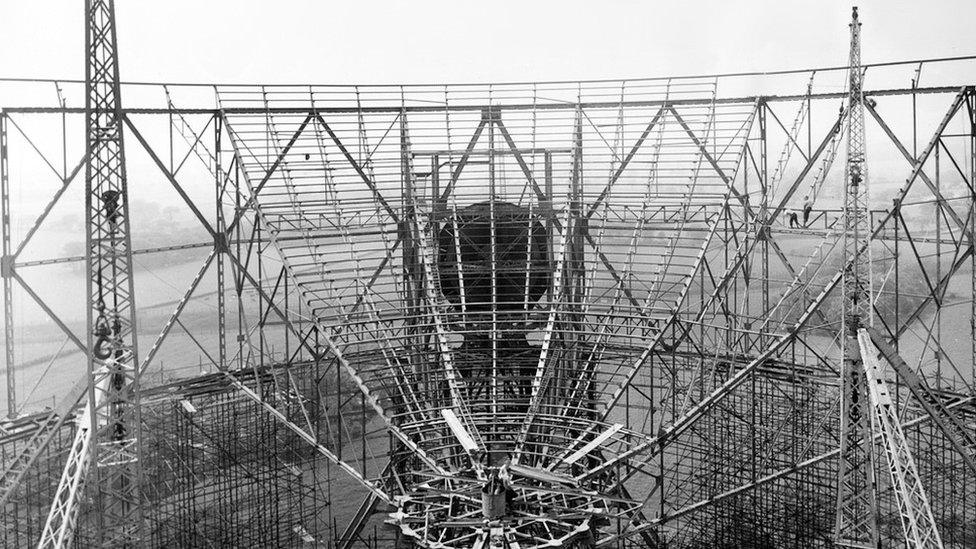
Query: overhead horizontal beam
3 53 975 88
2 86 968 115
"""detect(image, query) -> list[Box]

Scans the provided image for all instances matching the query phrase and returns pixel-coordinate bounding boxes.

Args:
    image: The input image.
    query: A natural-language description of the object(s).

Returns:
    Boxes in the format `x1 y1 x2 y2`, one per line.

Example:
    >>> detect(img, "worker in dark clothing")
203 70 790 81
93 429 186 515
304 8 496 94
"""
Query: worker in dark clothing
101 190 121 230
850 163 863 187
801 195 814 226
787 209 800 229
499 455 515 509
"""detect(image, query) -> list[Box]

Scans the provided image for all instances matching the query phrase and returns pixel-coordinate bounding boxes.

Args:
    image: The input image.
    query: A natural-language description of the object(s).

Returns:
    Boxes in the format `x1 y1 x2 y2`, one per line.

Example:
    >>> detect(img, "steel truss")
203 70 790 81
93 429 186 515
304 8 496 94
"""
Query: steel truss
37 1 145 547
858 330 943 548
835 8 880 547
0 49 975 548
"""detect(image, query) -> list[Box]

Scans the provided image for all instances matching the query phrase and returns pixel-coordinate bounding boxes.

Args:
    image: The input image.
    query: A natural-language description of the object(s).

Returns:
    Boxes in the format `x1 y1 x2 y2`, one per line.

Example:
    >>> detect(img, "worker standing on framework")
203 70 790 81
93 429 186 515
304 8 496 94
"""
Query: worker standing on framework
787 208 800 228
801 194 814 226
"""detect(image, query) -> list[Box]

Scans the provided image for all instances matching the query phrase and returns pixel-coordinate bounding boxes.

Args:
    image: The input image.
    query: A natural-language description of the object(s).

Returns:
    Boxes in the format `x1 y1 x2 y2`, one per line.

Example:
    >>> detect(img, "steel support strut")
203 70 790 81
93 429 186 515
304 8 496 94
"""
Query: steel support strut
834 7 879 548
857 331 944 548
0 113 14 419
41 1 144 546
82 0 145 541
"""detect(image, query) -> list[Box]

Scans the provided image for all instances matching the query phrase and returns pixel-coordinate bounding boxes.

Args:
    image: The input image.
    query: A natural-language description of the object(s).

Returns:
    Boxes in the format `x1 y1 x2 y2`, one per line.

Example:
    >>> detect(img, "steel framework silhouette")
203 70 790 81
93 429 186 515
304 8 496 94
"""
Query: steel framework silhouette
1 5 976 548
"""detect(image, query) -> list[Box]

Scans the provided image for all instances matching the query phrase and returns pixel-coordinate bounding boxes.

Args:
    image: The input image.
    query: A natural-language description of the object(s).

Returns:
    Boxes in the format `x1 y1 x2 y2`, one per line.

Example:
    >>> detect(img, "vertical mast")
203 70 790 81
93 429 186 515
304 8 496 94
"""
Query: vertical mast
834 6 878 548
1 113 13 419
84 0 143 544
843 9 873 327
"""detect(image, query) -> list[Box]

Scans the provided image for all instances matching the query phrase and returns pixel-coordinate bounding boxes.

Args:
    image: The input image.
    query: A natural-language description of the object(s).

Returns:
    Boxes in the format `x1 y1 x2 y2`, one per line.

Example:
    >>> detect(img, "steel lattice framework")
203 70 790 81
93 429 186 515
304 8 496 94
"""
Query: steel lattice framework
38 1 144 547
835 8 880 548
1 6 975 549
858 330 943 548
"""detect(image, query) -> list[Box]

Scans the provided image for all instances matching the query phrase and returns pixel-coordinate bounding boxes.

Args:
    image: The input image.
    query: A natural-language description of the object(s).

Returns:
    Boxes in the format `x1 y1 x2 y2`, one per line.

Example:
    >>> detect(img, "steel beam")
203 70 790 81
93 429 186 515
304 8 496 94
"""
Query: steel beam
867 328 976 474
858 330 944 549
2 84 966 116
1 113 13 419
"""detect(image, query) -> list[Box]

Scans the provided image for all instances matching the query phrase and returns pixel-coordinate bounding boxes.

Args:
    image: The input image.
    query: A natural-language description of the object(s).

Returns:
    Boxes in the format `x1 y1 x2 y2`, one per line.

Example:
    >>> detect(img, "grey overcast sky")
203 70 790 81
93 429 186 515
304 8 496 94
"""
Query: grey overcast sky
2 0 975 85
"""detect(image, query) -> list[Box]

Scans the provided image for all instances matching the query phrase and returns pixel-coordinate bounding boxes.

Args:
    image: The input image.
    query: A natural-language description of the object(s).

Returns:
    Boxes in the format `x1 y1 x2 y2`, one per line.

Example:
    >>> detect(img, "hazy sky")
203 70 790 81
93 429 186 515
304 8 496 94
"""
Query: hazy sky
2 0 975 86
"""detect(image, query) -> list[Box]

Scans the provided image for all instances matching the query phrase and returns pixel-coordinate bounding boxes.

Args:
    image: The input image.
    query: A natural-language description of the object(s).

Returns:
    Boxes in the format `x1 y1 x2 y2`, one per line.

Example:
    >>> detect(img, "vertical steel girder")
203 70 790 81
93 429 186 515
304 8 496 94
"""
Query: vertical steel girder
835 8 879 548
841 6 873 342
44 1 146 546
1 113 14 419
834 345 880 549
857 330 944 549
970 89 976 392
85 0 144 538
215 117 227 370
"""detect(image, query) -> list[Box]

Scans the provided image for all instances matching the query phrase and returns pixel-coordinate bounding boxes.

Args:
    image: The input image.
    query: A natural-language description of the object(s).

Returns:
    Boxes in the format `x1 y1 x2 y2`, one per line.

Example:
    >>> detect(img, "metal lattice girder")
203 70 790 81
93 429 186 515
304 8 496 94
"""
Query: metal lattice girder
72 0 145 545
1 113 13 420
834 339 879 549
597 104 757 421
835 8 879 547
857 330 944 549
866 328 976 473
37 396 95 548
0 413 59 506
971 88 976 429
34 0 146 544
0 375 88 510
840 6 873 331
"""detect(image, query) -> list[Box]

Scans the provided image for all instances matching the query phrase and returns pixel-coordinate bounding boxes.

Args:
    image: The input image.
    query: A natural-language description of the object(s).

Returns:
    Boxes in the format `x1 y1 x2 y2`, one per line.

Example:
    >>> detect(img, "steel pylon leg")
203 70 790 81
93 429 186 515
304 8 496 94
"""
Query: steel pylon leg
834 7 879 548
858 331 944 549
40 1 145 546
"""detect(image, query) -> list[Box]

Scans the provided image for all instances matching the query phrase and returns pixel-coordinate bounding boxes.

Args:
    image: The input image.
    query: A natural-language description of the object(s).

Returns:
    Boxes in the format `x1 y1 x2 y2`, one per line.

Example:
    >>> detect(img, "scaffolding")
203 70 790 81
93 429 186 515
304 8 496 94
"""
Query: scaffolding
1 8 976 548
